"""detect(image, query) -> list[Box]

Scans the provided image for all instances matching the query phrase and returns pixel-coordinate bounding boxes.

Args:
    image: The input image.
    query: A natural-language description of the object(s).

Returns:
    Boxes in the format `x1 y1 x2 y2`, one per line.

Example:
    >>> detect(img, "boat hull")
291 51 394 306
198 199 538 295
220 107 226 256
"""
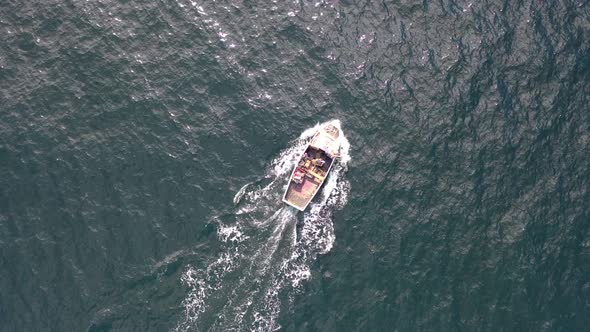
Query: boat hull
283 125 340 211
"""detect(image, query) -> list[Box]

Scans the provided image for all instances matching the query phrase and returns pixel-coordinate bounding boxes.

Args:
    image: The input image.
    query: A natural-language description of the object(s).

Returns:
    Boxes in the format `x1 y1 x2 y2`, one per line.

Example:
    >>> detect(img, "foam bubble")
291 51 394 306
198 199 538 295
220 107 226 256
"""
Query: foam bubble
217 224 248 243
233 182 252 204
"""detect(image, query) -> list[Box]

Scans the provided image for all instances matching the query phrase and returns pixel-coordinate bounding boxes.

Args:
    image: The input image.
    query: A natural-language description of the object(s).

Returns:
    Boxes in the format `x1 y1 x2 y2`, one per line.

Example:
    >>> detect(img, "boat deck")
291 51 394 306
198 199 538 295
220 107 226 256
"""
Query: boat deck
284 177 321 209
283 147 333 210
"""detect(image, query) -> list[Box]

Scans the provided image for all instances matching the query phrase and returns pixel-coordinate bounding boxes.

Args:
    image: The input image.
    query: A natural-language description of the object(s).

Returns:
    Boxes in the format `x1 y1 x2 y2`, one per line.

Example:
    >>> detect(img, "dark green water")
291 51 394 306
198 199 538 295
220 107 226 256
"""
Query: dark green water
1 0 589 331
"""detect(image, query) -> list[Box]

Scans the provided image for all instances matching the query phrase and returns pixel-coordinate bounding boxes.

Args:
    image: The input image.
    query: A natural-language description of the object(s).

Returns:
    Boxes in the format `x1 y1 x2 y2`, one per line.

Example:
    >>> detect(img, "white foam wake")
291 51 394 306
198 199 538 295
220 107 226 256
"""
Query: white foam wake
176 120 351 332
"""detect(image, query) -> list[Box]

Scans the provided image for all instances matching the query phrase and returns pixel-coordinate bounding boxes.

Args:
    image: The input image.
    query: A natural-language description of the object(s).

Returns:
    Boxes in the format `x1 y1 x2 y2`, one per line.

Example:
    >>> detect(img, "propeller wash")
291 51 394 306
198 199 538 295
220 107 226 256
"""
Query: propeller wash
176 120 351 331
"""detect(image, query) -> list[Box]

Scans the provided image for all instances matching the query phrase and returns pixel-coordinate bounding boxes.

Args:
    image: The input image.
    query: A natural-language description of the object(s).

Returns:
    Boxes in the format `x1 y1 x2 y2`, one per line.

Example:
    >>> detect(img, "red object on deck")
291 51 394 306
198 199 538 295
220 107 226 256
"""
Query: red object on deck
293 167 305 183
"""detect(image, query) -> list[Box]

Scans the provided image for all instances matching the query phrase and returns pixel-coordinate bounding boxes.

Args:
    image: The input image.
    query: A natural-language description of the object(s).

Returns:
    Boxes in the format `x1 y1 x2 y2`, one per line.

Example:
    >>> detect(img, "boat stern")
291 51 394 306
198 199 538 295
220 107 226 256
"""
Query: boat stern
282 197 306 211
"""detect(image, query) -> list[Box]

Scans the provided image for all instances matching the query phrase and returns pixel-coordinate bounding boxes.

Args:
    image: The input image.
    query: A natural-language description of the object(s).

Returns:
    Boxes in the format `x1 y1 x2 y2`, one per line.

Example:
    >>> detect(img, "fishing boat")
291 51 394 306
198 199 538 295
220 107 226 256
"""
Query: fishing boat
283 124 341 211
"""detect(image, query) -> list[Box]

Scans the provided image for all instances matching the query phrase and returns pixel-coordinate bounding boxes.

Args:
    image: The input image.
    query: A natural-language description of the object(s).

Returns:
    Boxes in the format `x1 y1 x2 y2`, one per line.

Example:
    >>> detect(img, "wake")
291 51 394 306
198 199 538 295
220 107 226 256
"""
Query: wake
176 120 351 332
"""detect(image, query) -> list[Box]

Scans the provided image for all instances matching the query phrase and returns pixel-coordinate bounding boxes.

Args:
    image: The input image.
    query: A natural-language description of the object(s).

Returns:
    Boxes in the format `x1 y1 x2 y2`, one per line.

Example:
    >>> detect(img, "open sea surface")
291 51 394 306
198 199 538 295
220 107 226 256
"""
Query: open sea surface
1 0 589 331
